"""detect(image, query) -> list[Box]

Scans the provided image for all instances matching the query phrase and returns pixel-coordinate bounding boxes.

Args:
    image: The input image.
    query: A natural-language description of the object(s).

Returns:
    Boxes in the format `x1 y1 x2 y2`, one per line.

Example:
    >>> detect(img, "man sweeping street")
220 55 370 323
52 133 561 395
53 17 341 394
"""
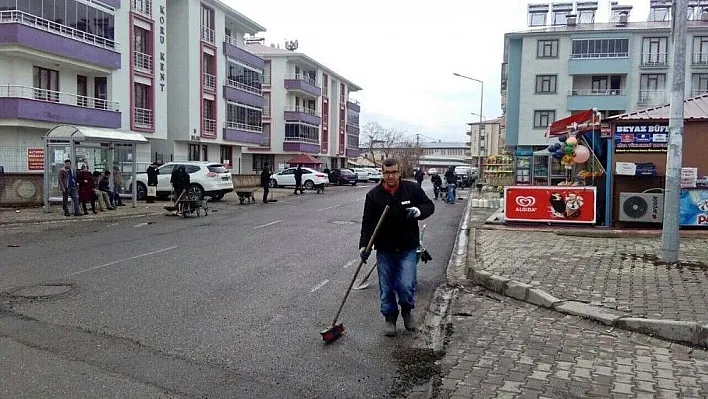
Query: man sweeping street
359 158 435 336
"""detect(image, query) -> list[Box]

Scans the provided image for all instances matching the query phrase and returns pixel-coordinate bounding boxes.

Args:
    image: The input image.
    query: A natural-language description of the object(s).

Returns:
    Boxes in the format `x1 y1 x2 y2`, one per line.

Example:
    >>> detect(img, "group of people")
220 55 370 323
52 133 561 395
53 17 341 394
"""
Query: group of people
58 159 125 217
414 166 460 204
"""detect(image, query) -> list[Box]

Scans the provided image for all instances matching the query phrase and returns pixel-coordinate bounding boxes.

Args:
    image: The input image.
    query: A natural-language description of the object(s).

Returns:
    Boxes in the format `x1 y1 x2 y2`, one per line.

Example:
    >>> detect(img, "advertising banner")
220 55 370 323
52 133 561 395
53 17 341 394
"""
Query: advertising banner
614 124 668 153
27 148 45 171
504 186 597 224
680 189 708 227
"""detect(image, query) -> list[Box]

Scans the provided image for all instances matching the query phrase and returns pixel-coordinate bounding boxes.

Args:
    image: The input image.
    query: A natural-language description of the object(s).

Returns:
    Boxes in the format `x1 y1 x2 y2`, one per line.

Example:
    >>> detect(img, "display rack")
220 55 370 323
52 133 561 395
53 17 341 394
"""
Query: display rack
514 150 533 185
483 155 513 188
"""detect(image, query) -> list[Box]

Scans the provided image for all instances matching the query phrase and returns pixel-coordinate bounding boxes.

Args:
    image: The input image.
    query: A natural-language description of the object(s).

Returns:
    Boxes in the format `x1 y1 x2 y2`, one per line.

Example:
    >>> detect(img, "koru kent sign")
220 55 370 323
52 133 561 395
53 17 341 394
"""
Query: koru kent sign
614 123 669 153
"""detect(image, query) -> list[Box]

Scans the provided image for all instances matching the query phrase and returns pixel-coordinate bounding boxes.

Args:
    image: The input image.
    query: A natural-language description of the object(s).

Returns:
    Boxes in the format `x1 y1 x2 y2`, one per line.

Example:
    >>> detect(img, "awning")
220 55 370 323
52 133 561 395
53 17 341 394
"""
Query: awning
286 153 322 165
545 109 595 137
45 125 149 143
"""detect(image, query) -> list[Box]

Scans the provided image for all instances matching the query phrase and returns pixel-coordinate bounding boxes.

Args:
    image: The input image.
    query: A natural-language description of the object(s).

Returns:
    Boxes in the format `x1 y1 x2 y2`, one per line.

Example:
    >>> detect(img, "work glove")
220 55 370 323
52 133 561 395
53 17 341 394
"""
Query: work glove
359 247 370 263
406 207 421 219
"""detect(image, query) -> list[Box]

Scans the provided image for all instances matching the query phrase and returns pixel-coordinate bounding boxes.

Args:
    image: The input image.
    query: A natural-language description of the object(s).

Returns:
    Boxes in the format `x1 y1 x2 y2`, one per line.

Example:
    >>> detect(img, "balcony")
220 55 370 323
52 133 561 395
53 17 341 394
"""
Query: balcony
133 107 153 129
223 78 263 108
223 36 264 69
283 140 320 154
131 0 152 17
202 72 216 92
0 85 120 128
284 74 321 97
284 106 321 125
0 10 120 69
638 90 667 106
201 25 215 45
692 53 708 68
223 121 266 145
568 55 630 75
640 53 668 68
202 118 216 135
346 122 359 135
346 99 361 112
566 89 628 111
134 50 153 74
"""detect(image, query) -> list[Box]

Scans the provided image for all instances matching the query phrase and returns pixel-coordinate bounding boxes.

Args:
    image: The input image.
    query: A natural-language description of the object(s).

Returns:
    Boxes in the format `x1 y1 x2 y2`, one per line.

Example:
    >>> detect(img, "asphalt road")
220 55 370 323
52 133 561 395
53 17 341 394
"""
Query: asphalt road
0 181 466 398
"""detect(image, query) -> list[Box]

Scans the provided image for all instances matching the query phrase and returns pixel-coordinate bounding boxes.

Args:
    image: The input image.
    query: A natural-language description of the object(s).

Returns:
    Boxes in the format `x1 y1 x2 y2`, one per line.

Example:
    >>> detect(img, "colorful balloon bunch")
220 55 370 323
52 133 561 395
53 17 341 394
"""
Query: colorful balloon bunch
547 135 591 169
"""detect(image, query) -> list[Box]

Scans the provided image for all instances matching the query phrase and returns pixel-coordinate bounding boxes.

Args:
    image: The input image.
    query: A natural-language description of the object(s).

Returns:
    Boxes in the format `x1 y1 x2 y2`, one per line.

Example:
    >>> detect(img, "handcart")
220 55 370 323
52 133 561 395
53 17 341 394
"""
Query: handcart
164 190 210 218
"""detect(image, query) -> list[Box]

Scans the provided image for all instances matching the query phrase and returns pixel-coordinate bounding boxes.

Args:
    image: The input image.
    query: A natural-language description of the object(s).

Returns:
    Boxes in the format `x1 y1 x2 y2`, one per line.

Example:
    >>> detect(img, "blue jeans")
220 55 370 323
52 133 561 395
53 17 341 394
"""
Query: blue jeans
447 183 456 204
377 248 418 318
62 187 79 215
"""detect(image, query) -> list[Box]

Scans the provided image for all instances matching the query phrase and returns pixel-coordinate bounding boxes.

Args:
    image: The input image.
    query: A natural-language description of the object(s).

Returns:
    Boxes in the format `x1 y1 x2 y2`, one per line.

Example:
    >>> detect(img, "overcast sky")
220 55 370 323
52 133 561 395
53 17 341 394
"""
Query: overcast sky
226 0 652 143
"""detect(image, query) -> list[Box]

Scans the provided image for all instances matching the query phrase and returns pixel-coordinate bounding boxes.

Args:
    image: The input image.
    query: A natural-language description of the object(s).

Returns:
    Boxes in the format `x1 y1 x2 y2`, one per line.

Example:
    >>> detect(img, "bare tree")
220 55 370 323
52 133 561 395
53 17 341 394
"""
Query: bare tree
362 122 410 166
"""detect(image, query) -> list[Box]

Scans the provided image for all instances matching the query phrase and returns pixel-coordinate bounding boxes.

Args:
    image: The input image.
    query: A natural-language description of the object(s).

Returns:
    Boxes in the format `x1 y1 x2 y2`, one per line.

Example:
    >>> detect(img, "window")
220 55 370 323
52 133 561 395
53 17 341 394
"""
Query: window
134 26 150 54
263 92 270 117
134 83 150 109
18 0 116 43
537 40 559 58
188 144 200 161
201 5 214 29
535 75 557 94
33 66 59 102
693 36 708 64
693 74 708 95
201 145 208 162
533 110 555 129
94 77 107 109
226 60 262 92
263 61 271 85
641 37 668 65
348 109 360 126
76 75 87 107
253 154 274 171
591 76 608 92
639 74 666 103
220 145 233 168
571 39 629 58
285 123 320 143
226 102 262 129
203 99 215 119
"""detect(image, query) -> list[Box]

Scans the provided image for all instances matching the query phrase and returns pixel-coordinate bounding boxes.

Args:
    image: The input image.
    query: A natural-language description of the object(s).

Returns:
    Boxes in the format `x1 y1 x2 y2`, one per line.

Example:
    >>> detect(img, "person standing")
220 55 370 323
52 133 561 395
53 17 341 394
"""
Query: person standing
260 163 271 204
414 168 424 186
359 158 435 337
444 166 457 204
430 171 442 200
146 162 159 203
59 159 80 217
77 165 97 214
293 164 304 195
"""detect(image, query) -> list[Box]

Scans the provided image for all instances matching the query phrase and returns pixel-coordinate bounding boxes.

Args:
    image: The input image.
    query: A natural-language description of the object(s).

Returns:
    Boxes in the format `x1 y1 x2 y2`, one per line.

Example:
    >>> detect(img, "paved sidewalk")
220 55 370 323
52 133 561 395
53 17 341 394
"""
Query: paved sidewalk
473 229 708 323
434 286 708 399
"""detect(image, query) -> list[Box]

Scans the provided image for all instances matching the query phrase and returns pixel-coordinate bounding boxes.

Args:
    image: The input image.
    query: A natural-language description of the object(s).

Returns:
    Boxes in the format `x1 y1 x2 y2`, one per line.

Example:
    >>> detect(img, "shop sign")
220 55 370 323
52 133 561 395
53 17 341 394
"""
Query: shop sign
27 148 44 171
680 189 708 226
600 122 611 138
504 186 597 224
614 124 668 153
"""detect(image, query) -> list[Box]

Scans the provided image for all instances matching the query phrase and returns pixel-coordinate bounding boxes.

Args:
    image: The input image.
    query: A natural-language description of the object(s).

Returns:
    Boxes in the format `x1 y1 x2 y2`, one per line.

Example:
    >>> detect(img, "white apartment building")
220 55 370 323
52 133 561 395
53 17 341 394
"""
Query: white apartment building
467 118 505 165
243 43 362 173
501 0 708 153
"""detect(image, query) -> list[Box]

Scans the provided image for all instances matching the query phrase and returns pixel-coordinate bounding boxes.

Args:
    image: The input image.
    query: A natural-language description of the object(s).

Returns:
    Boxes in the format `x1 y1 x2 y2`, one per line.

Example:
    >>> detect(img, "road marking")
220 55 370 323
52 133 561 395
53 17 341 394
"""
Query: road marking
65 246 178 277
310 279 330 292
318 204 341 211
343 259 357 269
254 220 282 229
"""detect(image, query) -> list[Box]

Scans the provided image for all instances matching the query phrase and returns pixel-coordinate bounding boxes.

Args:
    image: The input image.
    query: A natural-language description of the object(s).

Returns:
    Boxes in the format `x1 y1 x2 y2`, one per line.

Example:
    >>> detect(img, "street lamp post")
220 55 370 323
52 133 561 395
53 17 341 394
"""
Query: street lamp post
453 73 484 174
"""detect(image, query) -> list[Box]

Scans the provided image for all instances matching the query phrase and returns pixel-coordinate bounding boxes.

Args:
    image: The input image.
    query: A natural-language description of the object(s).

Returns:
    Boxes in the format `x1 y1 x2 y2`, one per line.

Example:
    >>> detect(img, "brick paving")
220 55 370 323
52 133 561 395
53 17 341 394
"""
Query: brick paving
473 229 708 323
434 287 708 399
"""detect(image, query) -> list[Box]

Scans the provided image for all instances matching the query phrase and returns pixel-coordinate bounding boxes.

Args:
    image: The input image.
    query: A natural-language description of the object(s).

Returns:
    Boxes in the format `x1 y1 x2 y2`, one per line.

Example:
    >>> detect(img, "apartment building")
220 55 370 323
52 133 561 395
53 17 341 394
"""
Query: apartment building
243 43 362 172
467 117 505 166
501 0 708 154
162 0 266 172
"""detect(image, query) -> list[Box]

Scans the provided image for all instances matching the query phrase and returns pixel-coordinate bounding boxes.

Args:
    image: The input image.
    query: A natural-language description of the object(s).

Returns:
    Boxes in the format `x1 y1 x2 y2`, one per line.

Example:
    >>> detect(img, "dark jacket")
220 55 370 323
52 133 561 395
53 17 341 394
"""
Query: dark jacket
294 167 303 182
414 169 424 182
444 169 457 184
260 168 271 186
430 174 442 187
147 165 158 186
359 180 434 252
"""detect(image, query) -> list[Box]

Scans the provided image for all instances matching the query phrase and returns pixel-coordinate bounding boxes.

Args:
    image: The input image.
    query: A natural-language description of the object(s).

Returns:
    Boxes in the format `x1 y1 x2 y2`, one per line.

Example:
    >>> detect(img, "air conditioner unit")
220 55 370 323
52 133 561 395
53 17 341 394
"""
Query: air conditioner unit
190 134 200 141
619 192 664 223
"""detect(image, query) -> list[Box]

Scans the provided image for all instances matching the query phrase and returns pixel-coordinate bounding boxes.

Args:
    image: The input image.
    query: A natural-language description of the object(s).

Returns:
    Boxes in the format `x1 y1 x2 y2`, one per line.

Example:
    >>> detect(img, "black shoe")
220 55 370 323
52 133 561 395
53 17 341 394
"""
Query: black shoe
64 213 70 217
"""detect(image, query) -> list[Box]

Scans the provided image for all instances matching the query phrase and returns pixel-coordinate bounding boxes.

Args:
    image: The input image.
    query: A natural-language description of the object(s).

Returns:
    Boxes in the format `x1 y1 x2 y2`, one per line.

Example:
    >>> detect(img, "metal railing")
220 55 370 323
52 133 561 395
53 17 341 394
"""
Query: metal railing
134 107 153 128
692 52 708 66
131 0 152 17
201 26 215 44
285 73 319 87
0 85 119 111
203 73 216 91
202 118 216 134
284 136 319 144
638 90 667 105
224 121 263 132
568 89 627 96
134 50 153 73
285 105 320 117
347 121 360 128
0 10 117 50
225 78 262 95
640 52 668 66
570 52 629 59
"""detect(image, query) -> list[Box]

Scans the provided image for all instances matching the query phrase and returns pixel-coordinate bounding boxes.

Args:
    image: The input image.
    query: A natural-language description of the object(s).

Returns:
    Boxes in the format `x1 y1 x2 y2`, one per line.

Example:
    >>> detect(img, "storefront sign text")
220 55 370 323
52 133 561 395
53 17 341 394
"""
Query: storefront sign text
27 148 44 171
159 5 166 92
614 124 668 153
504 186 597 224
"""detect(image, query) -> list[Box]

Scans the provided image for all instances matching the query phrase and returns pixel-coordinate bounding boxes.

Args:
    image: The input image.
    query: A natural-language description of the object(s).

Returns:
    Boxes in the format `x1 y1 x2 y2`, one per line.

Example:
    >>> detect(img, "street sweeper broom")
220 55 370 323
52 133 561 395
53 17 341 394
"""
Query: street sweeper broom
320 205 390 343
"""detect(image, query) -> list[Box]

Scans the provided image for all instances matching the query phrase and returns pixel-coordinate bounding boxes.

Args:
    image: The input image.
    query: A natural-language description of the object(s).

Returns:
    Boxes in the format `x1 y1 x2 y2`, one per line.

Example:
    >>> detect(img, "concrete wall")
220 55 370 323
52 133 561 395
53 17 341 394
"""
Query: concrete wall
0 173 43 206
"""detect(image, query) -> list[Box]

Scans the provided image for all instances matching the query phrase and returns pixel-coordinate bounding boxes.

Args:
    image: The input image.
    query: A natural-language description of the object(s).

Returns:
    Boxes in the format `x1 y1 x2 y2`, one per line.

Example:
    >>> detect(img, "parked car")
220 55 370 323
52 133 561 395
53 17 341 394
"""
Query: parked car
427 168 438 175
328 168 358 185
454 166 477 188
363 167 382 182
269 167 329 189
128 161 234 200
351 168 371 182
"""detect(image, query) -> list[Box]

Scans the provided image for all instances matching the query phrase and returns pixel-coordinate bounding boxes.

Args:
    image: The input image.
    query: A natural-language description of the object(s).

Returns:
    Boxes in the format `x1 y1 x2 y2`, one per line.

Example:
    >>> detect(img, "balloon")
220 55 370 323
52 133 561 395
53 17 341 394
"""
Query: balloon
547 145 555 152
566 137 578 146
573 145 591 164
558 135 568 143
561 154 574 165
565 145 574 155
553 143 562 151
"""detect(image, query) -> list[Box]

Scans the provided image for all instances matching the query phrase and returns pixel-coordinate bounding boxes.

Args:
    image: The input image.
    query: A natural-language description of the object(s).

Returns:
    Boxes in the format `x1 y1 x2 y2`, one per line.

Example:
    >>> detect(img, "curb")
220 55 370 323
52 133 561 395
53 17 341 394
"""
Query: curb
445 194 474 285
0 210 164 227
468 268 708 349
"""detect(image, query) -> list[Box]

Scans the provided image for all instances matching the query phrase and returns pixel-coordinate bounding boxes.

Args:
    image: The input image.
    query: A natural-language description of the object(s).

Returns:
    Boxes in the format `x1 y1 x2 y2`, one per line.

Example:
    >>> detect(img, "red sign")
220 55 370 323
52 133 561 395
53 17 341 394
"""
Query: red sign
27 148 44 171
504 186 597 224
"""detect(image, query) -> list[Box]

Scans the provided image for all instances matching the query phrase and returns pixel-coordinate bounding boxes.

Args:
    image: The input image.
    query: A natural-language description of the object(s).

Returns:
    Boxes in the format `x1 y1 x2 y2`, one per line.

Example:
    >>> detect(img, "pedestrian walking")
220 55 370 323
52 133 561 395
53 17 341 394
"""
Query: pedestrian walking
260 163 271 204
59 159 80 217
414 168 424 186
294 164 304 195
359 158 435 336
146 162 158 203
430 171 442 200
444 166 457 204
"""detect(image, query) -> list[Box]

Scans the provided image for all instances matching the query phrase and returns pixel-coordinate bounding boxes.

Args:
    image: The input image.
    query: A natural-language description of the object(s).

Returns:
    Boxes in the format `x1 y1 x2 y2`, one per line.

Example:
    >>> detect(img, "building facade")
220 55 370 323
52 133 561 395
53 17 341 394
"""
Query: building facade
467 117 505 165
501 0 708 154
244 43 361 172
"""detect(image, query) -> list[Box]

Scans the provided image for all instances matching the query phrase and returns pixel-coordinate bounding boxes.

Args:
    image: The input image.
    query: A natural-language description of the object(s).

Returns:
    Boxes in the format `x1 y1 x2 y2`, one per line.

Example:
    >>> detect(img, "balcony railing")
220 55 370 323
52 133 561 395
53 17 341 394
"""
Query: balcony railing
0 85 120 111
134 107 153 128
0 10 117 50
131 0 152 17
285 73 318 87
203 118 216 134
224 121 263 132
692 52 708 66
285 105 320 117
347 121 359 128
570 52 629 59
134 50 153 73
225 78 262 95
640 52 668 66
284 136 319 144
203 73 216 91
638 90 667 105
201 26 215 44
568 89 626 96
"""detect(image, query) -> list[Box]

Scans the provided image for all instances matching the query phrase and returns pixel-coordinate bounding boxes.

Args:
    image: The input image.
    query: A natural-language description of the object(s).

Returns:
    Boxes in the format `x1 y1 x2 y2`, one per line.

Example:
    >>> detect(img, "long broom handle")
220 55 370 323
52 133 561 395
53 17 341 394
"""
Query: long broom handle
331 205 390 327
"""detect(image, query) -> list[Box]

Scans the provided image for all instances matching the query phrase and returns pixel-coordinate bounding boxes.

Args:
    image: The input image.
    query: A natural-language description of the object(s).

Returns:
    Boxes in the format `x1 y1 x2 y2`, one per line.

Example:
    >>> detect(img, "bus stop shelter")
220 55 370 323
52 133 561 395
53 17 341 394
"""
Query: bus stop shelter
43 125 149 209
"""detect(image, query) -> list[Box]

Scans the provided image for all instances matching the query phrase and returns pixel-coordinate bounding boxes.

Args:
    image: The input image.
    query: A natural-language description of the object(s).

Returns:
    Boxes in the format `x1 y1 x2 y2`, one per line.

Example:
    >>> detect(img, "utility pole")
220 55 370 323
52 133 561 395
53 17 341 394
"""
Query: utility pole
368 134 375 165
661 0 688 263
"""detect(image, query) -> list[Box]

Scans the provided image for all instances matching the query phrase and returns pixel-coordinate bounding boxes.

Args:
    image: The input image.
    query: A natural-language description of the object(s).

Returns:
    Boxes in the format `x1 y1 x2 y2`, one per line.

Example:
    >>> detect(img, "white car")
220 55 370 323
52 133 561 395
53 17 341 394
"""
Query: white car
363 167 382 182
128 161 234 200
351 168 371 182
269 167 329 189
